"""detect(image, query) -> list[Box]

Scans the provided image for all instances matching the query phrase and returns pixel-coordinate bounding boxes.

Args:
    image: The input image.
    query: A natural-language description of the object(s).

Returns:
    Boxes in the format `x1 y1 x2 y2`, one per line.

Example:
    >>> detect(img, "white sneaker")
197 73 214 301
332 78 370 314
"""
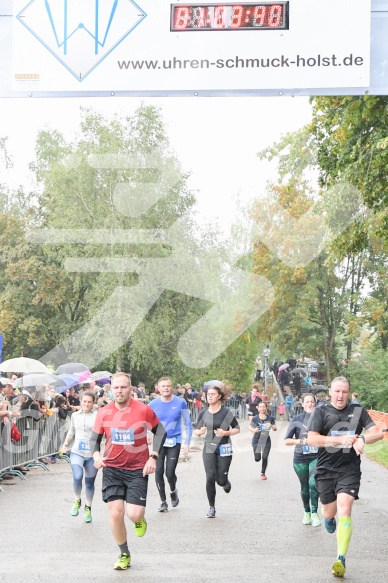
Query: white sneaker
303 512 311 525
311 513 321 527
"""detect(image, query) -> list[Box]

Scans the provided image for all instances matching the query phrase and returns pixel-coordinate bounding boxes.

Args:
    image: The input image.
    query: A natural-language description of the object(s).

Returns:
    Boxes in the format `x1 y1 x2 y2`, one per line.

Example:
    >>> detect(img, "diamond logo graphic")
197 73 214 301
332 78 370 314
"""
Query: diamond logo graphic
17 0 147 81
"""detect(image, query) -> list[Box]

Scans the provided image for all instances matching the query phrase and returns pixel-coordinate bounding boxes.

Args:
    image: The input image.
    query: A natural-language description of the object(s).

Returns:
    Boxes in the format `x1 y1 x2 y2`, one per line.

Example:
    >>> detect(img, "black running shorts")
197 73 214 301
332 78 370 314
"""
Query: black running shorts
102 467 148 506
315 468 361 505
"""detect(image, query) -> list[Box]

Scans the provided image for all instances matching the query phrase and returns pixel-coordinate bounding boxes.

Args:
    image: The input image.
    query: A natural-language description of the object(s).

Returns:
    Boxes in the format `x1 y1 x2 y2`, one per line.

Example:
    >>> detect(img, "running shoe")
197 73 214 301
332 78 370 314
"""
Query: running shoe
84 505 92 523
158 501 168 512
324 517 337 534
170 489 179 507
70 499 81 517
223 481 232 493
311 513 321 527
260 474 267 480
113 553 131 570
332 555 346 577
206 507 216 518
134 518 147 537
303 512 311 525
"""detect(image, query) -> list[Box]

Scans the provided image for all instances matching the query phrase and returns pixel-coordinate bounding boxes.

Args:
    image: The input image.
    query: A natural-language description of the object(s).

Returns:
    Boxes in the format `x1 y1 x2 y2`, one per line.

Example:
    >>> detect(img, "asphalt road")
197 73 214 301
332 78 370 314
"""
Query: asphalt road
1 418 387 583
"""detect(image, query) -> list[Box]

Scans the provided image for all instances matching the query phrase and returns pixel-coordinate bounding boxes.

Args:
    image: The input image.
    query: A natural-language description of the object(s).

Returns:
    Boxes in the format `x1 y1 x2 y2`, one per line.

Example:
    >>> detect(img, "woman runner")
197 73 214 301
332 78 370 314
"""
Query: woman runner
62 390 98 523
194 382 240 518
284 393 321 527
249 401 277 480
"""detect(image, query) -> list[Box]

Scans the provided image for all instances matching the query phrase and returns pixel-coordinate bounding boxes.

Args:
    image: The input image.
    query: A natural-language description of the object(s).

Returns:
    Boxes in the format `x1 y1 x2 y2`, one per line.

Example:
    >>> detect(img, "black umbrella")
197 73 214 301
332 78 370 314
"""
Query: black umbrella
55 362 90 375
291 368 307 375
311 385 328 394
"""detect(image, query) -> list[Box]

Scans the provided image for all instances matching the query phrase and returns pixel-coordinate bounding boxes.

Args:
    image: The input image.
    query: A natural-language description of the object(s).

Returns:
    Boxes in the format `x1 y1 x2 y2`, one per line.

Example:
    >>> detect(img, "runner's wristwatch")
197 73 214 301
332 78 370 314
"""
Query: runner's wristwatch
149 454 158 460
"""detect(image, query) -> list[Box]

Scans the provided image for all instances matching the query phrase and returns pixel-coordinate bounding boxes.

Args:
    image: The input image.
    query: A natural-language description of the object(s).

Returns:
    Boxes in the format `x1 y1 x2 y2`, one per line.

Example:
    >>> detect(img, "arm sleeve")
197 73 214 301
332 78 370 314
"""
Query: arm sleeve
151 422 167 454
181 402 193 444
90 431 104 454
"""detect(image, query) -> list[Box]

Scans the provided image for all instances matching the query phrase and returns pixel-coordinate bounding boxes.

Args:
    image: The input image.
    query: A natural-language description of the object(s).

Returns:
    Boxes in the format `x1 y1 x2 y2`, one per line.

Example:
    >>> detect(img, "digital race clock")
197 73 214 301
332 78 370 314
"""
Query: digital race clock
171 2 289 31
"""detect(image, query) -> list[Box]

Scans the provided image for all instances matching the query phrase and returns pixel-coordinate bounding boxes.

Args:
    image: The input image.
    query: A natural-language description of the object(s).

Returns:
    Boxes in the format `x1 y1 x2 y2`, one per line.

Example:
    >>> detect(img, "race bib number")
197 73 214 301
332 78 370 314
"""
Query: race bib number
111 428 135 445
78 439 90 452
219 443 233 457
164 437 177 447
330 430 355 448
302 444 318 454
259 423 271 431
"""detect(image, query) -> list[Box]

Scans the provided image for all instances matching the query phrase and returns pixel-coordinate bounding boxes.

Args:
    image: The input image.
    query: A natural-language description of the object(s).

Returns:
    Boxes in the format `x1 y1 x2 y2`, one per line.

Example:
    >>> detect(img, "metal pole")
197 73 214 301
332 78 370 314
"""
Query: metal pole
263 345 270 394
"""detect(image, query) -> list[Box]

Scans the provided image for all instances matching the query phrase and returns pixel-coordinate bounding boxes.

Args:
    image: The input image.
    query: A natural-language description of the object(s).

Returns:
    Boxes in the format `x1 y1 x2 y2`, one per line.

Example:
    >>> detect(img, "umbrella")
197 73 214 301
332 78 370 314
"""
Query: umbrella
56 374 80 393
0 376 13 386
13 373 65 389
313 385 328 391
202 380 223 392
0 357 50 374
291 368 307 375
91 371 112 382
278 363 290 371
55 362 90 375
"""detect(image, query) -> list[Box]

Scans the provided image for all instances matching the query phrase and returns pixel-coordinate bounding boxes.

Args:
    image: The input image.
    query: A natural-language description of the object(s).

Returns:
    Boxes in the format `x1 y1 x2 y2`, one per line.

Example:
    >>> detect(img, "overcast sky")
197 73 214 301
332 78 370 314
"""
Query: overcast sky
0 96 312 232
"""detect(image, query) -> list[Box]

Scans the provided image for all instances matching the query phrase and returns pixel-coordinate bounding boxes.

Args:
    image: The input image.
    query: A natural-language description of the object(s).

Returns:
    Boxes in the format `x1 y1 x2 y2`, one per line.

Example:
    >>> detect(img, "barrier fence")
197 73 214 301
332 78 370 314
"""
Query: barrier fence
368 410 388 440
0 412 69 483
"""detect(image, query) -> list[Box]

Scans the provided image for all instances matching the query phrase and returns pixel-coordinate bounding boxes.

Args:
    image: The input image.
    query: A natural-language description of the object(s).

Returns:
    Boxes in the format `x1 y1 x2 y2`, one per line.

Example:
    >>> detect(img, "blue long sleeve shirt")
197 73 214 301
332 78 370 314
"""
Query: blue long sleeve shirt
149 395 193 445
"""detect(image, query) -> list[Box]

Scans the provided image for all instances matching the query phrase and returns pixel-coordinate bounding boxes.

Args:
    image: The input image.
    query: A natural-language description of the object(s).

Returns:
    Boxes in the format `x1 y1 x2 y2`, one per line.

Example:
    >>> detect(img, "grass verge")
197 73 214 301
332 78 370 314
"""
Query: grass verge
365 439 388 468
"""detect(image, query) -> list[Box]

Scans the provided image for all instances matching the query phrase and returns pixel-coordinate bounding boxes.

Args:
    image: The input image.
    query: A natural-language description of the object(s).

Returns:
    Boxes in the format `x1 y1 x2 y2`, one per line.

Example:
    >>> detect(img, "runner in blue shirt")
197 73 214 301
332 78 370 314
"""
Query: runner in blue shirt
149 376 193 512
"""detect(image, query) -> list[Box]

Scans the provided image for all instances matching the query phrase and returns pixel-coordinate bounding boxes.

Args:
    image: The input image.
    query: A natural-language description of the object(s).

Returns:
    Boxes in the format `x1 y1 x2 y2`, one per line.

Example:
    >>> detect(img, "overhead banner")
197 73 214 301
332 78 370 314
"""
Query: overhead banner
12 0 371 92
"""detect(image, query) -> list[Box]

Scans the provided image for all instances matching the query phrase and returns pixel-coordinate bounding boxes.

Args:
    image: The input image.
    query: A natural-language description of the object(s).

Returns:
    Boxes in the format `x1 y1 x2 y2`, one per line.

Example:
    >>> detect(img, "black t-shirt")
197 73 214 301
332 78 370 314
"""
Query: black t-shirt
285 412 318 463
250 413 275 445
307 402 374 473
196 406 239 453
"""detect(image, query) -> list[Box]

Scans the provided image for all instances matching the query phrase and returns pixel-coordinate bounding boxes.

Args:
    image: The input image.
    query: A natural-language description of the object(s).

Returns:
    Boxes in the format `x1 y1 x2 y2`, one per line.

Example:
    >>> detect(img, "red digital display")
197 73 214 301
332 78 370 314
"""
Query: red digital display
171 3 288 31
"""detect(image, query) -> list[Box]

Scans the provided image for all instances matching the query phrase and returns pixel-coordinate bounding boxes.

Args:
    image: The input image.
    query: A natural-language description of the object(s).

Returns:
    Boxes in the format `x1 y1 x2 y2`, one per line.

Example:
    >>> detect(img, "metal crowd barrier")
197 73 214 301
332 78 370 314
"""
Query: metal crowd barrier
0 411 70 485
224 398 246 420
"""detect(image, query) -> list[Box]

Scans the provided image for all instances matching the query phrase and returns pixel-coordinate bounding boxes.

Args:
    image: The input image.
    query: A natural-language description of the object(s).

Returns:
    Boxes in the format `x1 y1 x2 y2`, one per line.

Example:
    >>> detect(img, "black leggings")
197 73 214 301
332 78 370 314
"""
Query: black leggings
252 439 271 475
155 443 181 502
202 450 232 507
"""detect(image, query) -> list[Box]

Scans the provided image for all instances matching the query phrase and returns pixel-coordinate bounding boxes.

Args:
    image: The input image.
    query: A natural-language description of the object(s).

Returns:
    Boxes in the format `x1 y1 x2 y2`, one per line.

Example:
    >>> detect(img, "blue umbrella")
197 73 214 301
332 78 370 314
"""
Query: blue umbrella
56 374 80 393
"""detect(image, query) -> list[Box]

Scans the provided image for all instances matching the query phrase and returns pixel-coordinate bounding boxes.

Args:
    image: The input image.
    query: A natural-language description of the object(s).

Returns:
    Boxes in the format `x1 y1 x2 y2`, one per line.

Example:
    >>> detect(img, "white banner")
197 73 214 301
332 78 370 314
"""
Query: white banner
12 0 371 92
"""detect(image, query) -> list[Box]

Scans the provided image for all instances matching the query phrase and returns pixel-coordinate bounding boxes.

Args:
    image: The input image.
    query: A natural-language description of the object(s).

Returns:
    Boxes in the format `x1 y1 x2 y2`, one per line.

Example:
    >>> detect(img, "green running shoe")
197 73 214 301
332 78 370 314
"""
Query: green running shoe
134 518 147 537
84 505 92 523
303 512 311 525
332 555 346 577
70 499 81 517
113 553 131 570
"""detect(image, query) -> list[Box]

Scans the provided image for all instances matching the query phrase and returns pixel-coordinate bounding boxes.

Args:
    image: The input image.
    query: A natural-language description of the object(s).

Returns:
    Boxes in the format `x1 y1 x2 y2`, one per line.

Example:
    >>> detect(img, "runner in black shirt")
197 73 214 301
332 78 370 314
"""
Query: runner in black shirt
307 377 383 578
245 385 262 420
285 393 320 527
194 381 240 518
249 401 276 480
